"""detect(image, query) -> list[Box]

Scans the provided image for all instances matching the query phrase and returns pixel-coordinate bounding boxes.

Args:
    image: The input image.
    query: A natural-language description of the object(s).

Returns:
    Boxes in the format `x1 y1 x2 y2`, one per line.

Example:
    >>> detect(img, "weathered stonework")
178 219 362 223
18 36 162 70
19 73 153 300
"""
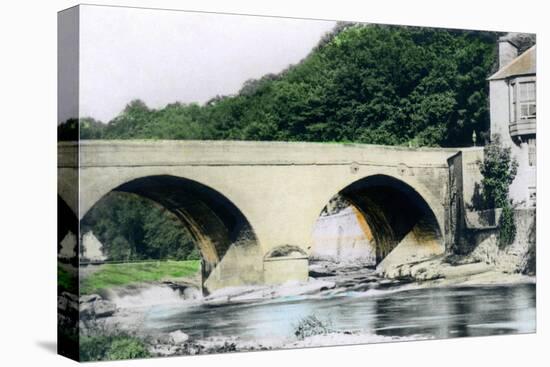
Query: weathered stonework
59 140 460 291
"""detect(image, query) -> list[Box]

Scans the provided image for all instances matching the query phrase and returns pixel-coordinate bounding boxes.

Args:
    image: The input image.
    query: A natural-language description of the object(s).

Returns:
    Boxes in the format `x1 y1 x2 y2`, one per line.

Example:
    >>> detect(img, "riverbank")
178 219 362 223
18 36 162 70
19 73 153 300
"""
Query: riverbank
75 255 535 360
83 256 535 322
78 278 535 360
80 260 200 295
146 329 431 358
374 253 535 288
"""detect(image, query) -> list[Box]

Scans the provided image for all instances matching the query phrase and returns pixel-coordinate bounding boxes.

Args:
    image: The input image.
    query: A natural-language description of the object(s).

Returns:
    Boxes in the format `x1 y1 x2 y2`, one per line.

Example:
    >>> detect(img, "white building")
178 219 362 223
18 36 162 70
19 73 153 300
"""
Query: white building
488 37 536 207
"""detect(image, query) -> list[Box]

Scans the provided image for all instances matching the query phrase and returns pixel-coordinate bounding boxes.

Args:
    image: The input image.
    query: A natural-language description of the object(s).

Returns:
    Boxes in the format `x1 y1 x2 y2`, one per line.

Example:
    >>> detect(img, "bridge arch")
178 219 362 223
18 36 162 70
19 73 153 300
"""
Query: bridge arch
313 174 444 265
82 174 263 293
58 195 77 243
58 195 79 267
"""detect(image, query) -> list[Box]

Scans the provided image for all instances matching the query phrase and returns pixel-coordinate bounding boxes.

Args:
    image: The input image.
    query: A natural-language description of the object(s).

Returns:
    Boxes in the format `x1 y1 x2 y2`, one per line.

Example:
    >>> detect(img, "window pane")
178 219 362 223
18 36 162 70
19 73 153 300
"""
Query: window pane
528 82 536 100
510 84 516 122
519 83 527 100
529 103 536 117
520 102 536 119
521 104 529 118
520 82 535 101
528 139 536 167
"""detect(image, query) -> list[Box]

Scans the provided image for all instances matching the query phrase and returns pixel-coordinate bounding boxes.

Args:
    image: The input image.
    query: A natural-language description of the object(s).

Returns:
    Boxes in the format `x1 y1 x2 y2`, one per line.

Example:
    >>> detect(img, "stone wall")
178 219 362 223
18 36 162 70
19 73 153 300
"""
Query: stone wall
447 148 486 254
470 208 535 274
448 147 536 275
59 140 458 290
311 206 376 265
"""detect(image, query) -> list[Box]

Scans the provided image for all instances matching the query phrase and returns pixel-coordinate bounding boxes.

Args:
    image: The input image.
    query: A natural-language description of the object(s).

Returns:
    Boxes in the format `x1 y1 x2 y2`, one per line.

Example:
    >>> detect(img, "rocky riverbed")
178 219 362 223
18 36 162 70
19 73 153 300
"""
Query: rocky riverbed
67 254 535 359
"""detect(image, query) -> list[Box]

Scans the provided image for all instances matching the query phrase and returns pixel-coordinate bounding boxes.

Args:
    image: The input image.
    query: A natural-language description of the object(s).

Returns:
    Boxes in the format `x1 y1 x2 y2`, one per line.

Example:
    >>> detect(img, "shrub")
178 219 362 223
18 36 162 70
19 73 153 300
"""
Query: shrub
498 205 516 248
80 336 111 361
478 137 518 209
107 338 150 360
522 212 536 275
57 265 77 293
80 335 150 362
293 315 332 340
478 137 518 247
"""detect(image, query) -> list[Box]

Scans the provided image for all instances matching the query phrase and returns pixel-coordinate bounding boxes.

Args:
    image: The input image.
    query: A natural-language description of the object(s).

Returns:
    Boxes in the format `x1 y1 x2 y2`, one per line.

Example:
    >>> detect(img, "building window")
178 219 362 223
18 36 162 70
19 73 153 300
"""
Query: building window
528 138 536 166
510 81 517 122
519 81 536 119
528 186 536 207
510 77 536 123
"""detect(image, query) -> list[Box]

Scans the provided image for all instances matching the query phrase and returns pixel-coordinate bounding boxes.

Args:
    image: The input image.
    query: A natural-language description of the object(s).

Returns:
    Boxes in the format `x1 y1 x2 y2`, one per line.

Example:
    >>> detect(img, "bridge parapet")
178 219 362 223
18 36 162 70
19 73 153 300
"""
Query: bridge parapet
58 140 464 291
59 140 458 168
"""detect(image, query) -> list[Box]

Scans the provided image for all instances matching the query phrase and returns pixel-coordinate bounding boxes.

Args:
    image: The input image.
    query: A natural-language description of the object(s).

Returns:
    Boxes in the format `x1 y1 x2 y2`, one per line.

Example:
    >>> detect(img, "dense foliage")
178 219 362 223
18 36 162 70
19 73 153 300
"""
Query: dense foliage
70 24 516 259
80 334 150 361
72 24 501 147
58 265 77 293
479 137 518 208
478 137 518 247
81 192 199 261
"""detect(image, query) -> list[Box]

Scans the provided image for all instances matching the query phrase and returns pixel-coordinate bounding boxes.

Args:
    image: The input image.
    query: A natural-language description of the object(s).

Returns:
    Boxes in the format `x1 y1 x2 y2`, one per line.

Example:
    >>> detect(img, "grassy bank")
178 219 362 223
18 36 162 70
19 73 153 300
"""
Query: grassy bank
58 265 78 293
81 260 200 295
80 334 150 361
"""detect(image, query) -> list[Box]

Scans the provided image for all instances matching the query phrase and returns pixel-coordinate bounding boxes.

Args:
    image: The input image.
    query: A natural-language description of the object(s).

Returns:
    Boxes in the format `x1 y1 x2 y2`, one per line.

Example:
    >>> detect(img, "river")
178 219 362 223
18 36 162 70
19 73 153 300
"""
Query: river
139 282 535 346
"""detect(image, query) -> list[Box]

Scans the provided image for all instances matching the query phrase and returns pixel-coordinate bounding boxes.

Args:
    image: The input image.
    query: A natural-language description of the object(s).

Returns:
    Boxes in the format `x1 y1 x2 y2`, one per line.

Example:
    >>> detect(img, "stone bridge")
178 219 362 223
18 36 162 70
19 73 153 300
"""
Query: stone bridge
58 140 462 293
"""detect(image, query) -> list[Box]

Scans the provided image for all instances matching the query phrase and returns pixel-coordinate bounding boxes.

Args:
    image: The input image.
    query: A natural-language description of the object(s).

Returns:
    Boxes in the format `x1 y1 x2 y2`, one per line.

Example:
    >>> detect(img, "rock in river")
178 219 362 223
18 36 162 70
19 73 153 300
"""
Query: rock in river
169 330 190 344
79 294 117 319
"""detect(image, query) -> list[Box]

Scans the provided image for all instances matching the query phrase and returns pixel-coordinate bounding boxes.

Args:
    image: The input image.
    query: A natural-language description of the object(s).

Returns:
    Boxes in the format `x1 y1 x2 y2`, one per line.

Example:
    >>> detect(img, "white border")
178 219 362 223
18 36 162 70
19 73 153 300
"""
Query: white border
0 1 546 366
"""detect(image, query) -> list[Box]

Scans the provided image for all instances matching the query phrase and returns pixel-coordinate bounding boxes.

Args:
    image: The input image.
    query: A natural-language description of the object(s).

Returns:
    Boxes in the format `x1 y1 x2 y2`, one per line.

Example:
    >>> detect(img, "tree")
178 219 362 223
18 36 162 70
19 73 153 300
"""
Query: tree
478 136 518 247
479 137 518 208
80 118 105 139
79 24 501 148
81 192 198 261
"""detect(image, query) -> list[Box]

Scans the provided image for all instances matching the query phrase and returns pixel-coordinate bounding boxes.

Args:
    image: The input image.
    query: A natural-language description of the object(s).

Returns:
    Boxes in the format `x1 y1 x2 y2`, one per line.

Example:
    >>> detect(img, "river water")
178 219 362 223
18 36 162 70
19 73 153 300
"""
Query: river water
140 282 535 345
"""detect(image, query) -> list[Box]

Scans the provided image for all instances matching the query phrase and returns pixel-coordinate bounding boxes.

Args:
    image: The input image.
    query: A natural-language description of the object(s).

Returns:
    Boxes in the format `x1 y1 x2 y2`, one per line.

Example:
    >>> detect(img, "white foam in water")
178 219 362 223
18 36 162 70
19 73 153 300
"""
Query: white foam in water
106 284 198 309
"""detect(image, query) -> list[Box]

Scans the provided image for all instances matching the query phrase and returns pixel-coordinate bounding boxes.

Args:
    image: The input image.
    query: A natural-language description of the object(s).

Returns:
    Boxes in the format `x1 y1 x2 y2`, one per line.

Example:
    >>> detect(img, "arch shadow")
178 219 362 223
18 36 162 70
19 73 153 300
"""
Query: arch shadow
83 175 260 293
58 195 79 267
317 174 444 264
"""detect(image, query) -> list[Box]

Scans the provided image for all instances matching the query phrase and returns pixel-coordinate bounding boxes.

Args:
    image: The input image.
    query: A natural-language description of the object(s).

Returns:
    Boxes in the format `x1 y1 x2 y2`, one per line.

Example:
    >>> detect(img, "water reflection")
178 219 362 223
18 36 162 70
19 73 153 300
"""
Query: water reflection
145 283 535 343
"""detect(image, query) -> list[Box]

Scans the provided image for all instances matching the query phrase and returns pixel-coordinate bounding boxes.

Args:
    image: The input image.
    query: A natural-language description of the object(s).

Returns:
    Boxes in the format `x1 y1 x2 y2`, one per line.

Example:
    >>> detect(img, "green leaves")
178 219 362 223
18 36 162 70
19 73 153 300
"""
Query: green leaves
80 335 150 361
498 204 516 248
478 137 519 247
479 137 518 208
72 24 499 148
81 192 198 262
